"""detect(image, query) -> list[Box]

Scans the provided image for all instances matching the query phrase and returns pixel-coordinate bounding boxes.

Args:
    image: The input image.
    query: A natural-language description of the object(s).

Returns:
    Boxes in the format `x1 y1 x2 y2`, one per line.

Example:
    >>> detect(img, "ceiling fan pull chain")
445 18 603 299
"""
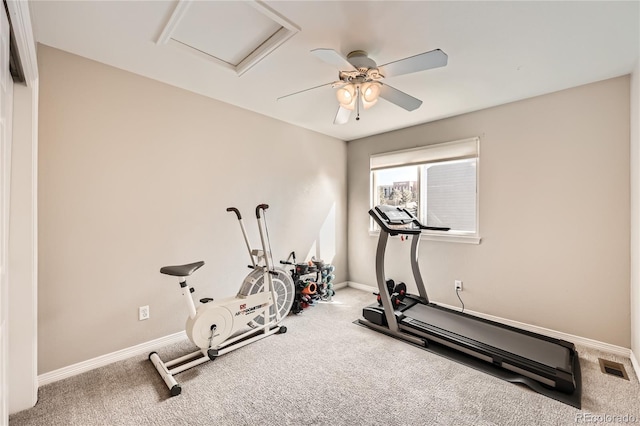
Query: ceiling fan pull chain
356 85 361 121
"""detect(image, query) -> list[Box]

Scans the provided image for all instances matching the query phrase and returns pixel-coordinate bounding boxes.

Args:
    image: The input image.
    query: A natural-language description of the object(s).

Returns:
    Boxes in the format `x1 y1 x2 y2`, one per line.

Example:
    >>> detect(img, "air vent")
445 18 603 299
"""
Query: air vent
598 358 629 380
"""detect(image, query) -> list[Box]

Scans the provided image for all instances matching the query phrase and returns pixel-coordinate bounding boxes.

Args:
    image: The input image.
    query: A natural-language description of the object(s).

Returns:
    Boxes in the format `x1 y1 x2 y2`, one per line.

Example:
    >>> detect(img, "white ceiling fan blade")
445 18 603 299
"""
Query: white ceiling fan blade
311 48 356 71
333 106 351 125
379 84 423 111
277 81 336 101
378 49 448 78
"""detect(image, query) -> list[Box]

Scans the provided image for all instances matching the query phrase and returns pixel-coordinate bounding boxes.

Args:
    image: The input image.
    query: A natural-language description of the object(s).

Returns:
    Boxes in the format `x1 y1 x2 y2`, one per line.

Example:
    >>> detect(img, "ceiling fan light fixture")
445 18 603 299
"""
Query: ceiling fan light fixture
361 81 381 109
336 84 356 110
362 97 378 110
361 81 381 103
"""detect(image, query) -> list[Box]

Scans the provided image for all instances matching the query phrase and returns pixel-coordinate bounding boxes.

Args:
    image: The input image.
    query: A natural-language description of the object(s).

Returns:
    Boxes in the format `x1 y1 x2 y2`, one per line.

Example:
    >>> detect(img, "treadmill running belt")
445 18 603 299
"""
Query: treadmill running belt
406 304 571 370
353 319 582 409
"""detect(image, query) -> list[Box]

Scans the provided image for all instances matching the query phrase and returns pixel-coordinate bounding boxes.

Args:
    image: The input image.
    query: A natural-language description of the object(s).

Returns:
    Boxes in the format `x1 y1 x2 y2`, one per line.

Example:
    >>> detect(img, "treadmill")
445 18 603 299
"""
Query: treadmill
359 205 581 403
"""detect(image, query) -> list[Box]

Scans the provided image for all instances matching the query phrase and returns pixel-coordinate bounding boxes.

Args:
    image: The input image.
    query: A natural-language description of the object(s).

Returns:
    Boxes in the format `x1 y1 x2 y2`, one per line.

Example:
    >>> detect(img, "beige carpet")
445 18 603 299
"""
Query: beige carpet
10 287 640 425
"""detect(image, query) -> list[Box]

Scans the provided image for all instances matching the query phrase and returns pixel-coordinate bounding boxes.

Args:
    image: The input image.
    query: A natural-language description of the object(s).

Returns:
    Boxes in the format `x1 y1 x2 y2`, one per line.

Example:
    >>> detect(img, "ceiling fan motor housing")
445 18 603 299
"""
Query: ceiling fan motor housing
347 50 377 70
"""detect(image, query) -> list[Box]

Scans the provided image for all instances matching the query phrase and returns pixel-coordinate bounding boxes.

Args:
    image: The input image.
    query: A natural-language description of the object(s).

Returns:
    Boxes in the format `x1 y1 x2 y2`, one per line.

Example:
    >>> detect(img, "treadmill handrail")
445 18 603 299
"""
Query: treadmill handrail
369 206 450 235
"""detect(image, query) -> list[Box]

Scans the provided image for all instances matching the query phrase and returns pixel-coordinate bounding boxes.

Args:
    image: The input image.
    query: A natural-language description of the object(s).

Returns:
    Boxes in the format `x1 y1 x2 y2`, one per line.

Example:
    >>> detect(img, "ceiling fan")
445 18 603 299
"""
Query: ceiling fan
277 48 448 124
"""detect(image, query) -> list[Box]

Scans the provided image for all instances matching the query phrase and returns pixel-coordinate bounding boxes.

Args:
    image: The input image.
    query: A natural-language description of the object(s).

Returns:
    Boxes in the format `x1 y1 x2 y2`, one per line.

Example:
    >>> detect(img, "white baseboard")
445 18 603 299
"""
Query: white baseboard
347 282 632 358
333 281 349 290
346 281 376 292
631 350 640 379
38 331 187 386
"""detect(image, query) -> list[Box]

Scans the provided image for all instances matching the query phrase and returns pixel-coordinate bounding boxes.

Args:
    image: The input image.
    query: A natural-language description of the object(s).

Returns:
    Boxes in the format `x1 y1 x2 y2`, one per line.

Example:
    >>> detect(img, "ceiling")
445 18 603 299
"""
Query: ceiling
29 1 640 141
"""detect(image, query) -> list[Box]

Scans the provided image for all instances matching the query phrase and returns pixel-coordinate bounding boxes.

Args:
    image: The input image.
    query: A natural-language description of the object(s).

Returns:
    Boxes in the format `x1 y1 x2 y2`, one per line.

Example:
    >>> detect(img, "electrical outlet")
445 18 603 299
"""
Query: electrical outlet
455 280 463 292
139 305 150 321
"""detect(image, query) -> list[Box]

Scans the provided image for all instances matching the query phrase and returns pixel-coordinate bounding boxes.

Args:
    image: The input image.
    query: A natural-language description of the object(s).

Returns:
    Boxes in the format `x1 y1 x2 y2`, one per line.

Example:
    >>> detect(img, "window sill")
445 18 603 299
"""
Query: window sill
368 230 481 245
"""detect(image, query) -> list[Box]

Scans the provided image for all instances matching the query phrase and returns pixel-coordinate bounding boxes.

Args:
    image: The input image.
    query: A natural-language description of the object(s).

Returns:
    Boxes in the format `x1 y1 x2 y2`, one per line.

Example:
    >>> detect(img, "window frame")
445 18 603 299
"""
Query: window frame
369 138 481 244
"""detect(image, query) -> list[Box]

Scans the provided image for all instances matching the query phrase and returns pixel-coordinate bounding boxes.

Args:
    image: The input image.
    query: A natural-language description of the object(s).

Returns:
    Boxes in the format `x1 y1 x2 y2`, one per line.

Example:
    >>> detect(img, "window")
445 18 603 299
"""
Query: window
370 138 480 243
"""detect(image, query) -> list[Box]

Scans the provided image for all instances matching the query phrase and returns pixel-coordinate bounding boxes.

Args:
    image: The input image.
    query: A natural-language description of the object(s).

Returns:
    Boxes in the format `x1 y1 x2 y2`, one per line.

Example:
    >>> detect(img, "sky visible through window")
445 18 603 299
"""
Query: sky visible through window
375 166 416 185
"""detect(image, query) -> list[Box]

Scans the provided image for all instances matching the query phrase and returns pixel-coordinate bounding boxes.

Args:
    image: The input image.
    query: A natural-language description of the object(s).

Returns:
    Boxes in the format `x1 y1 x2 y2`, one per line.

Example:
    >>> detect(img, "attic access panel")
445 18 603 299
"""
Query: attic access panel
157 0 299 76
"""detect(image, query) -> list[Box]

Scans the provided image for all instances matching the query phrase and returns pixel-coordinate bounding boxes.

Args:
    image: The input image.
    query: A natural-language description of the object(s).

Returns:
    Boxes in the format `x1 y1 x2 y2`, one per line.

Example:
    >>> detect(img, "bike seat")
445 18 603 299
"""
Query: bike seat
160 261 205 277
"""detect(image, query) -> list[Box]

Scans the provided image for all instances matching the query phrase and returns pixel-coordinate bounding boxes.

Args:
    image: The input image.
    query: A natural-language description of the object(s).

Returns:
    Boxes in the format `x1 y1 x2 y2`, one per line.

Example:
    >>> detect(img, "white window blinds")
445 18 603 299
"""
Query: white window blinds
370 137 479 171
425 160 477 232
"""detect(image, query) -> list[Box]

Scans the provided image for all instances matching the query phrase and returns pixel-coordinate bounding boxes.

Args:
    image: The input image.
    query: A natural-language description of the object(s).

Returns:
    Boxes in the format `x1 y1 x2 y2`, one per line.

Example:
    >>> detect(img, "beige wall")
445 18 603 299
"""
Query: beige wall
348 76 631 347
37 45 347 373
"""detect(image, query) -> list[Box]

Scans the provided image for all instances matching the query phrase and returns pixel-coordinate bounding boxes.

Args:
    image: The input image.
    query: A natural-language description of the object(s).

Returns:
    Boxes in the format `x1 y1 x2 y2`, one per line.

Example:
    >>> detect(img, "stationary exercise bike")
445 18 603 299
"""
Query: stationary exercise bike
149 204 295 396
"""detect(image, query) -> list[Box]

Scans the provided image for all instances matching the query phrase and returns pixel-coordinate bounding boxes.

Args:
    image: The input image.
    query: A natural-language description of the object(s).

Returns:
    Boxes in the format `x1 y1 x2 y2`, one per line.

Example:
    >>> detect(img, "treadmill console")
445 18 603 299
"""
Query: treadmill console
375 205 414 224
370 205 450 235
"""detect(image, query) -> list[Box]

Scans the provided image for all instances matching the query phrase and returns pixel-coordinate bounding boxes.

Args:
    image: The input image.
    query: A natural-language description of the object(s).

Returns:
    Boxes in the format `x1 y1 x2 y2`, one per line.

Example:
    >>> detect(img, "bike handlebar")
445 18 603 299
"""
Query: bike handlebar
247 265 278 276
226 207 241 220
255 204 269 218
